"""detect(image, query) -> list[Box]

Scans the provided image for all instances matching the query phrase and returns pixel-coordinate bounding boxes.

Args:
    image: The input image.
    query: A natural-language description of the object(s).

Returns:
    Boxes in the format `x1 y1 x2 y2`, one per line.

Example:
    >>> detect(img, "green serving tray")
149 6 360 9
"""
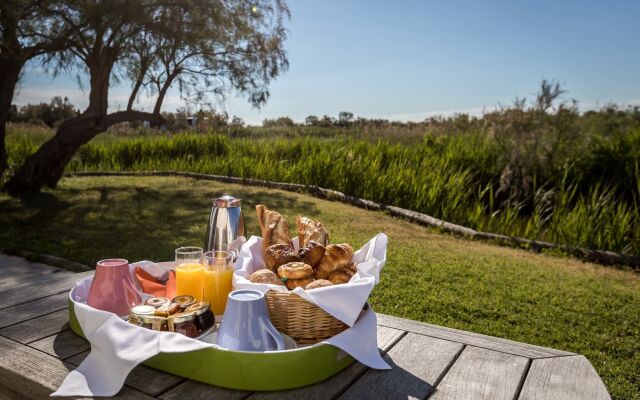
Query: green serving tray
68 298 355 391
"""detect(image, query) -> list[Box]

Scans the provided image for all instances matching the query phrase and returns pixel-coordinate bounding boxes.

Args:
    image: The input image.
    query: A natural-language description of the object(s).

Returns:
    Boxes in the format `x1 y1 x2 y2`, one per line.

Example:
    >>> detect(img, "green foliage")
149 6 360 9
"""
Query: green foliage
0 176 638 400
6 109 640 256
10 96 77 127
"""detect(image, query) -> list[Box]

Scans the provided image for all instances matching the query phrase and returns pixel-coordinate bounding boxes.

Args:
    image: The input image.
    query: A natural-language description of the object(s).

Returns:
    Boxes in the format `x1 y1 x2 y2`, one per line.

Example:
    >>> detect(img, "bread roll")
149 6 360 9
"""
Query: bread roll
305 279 333 290
265 244 301 271
277 262 314 280
315 243 354 279
286 277 314 290
249 269 284 286
298 240 325 267
256 205 293 253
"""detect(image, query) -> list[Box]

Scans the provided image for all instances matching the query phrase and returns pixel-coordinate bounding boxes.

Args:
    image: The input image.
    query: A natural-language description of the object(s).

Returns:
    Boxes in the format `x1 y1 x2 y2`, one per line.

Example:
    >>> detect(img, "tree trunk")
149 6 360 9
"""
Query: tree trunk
0 56 24 177
4 110 162 193
4 115 102 193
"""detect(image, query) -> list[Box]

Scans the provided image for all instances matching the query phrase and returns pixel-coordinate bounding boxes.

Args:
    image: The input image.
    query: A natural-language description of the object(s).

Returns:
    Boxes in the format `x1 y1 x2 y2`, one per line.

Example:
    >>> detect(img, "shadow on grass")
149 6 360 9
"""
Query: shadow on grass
0 183 319 267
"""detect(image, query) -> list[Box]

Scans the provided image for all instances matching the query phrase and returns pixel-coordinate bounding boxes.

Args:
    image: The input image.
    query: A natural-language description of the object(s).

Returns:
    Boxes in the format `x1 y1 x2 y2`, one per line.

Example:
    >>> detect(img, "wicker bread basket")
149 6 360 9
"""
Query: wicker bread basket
265 290 348 344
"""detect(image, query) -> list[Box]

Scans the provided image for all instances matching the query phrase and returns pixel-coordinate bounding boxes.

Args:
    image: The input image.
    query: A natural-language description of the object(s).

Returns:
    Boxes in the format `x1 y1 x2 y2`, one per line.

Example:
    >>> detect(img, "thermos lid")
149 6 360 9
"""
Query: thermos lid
214 194 241 208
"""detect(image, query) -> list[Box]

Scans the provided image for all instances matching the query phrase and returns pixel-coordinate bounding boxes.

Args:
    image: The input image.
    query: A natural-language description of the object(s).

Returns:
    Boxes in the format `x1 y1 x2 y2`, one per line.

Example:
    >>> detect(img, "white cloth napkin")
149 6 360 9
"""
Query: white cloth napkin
233 233 388 327
52 260 389 397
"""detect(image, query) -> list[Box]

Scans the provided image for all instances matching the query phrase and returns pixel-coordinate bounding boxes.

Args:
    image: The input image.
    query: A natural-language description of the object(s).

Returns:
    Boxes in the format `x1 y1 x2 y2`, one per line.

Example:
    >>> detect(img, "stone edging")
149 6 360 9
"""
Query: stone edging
16 250 92 272
66 170 640 270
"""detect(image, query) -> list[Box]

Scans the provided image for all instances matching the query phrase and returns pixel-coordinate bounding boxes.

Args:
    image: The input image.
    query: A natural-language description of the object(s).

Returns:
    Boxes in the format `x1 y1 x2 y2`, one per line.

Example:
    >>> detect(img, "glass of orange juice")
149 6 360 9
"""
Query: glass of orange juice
175 246 204 301
203 250 234 316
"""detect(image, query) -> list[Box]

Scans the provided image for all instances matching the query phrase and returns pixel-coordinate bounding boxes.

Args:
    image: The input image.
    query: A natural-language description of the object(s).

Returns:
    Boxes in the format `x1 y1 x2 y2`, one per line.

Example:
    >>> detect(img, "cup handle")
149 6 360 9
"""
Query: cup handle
122 276 141 306
261 317 286 350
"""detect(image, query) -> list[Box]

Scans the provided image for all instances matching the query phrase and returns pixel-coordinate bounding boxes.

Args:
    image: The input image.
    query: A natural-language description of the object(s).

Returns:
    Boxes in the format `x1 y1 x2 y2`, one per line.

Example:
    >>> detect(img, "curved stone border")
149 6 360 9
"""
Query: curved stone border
66 170 640 270
15 250 92 272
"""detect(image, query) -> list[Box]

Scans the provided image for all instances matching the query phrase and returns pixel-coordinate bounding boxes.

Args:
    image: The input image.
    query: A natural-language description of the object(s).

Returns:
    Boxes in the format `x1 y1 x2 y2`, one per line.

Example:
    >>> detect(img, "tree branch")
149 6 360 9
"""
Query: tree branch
103 110 165 127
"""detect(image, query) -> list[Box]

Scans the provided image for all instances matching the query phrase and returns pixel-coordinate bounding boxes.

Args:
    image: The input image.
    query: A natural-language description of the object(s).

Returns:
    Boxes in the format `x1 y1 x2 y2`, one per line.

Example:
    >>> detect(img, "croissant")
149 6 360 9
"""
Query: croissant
256 205 293 253
315 243 354 279
327 264 357 284
296 216 329 248
298 240 325 268
265 244 301 271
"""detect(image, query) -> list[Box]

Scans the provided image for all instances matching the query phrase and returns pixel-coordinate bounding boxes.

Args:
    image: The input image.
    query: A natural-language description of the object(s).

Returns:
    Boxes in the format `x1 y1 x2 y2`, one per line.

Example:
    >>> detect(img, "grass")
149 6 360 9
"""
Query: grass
0 175 638 399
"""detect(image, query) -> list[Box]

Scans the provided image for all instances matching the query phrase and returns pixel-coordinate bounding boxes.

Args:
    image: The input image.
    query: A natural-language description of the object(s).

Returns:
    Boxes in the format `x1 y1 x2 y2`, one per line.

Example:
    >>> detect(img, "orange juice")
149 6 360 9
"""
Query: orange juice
176 262 204 301
204 267 233 315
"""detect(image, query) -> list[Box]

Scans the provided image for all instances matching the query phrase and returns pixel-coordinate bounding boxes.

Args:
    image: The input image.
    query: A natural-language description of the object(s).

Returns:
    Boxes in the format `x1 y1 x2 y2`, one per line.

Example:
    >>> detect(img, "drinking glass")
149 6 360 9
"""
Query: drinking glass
203 250 234 315
175 246 204 301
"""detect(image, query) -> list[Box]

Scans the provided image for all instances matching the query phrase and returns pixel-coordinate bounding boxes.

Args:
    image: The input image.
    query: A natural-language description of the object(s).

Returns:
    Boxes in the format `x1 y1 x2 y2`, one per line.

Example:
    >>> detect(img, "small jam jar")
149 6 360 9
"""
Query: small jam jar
145 297 170 308
186 301 215 334
171 295 196 311
167 311 198 338
129 305 156 325
138 315 168 331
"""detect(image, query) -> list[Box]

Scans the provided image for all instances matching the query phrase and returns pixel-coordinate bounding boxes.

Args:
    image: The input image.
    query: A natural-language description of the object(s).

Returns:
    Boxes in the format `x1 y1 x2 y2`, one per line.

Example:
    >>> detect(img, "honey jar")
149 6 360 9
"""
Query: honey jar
167 311 198 338
186 301 215 334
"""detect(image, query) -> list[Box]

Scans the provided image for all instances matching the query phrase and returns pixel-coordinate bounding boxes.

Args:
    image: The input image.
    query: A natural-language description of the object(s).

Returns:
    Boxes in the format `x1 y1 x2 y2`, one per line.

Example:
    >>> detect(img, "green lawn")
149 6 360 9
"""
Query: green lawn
1 176 638 399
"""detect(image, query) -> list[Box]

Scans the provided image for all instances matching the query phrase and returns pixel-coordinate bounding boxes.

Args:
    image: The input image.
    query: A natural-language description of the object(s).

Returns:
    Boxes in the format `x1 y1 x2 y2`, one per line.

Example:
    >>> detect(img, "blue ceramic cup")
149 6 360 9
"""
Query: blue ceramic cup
217 289 285 352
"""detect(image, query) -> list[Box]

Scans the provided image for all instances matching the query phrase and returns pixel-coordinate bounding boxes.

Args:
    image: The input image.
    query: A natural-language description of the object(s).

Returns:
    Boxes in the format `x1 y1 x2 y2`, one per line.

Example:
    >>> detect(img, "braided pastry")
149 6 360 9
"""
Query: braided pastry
298 240 325 268
265 244 301 271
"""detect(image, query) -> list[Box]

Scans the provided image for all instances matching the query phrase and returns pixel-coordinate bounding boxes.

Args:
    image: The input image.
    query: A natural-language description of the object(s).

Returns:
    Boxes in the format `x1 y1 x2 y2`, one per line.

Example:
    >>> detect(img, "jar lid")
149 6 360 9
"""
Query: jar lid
145 297 170 308
186 301 211 316
131 305 156 315
168 311 196 323
214 194 241 208
171 295 196 308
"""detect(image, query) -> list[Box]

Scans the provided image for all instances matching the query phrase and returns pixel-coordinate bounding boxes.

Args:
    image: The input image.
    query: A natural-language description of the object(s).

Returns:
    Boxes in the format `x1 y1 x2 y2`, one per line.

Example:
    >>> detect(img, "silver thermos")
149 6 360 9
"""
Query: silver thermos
204 194 246 257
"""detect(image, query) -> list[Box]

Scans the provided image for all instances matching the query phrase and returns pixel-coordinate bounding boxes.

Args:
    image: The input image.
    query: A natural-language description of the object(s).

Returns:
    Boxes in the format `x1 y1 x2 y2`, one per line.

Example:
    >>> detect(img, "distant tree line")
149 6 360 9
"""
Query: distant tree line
9 96 78 127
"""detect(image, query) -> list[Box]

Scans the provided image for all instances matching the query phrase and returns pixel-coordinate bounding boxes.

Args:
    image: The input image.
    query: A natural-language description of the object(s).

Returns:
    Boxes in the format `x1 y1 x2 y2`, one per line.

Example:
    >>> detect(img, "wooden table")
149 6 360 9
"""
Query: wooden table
0 260 611 399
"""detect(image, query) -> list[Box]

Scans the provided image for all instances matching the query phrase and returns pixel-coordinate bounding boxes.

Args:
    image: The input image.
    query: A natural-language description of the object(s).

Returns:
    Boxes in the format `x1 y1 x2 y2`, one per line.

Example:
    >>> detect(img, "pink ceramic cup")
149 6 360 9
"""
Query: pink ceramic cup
87 258 141 316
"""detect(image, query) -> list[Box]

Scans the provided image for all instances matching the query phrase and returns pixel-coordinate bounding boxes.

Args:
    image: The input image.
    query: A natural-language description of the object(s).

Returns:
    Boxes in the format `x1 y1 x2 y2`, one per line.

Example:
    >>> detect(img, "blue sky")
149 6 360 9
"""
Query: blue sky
15 0 640 125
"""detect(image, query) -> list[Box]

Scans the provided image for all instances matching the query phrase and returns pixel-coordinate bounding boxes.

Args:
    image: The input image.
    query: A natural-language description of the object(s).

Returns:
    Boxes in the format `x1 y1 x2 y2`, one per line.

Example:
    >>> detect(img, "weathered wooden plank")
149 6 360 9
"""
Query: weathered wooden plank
519 355 611 400
0 254 61 279
28 330 90 360
0 270 92 310
67 351 185 397
338 332 463 400
0 292 69 329
245 325 406 400
430 345 529 400
0 336 152 399
158 381 250 400
0 309 69 344
0 271 72 292
377 313 573 358
0 384 29 400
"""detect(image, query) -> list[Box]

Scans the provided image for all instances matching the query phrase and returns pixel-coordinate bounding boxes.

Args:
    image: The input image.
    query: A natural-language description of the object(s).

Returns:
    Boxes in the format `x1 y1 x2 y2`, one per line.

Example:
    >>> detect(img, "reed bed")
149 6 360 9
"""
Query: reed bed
6 127 640 256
